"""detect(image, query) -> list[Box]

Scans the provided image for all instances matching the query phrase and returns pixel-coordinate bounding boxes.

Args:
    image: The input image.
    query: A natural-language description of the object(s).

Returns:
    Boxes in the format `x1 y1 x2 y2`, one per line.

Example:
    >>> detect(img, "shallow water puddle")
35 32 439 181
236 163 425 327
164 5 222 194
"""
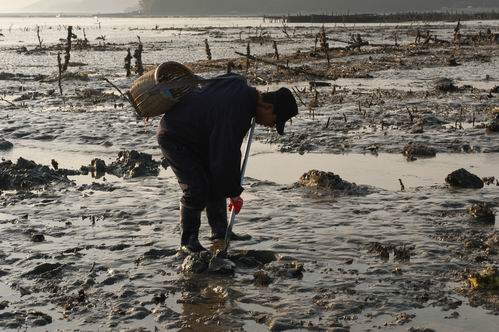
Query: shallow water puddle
2 140 499 191
356 295 499 332
248 142 499 190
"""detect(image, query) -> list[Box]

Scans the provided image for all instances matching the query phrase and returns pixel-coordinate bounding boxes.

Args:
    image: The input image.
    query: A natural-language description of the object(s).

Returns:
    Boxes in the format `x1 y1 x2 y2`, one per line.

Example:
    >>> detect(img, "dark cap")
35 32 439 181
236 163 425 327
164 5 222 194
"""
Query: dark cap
262 88 298 135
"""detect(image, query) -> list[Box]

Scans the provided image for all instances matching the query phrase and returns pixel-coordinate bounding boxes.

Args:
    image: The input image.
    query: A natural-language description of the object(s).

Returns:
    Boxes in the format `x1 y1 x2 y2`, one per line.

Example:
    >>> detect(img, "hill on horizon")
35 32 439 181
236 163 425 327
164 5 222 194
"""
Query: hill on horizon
21 0 499 14
137 0 499 15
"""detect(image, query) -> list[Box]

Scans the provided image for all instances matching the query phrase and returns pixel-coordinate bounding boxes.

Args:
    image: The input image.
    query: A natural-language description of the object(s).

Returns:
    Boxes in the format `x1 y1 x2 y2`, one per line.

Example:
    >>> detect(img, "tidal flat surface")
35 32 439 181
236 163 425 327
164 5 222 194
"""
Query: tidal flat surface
1 16 499 331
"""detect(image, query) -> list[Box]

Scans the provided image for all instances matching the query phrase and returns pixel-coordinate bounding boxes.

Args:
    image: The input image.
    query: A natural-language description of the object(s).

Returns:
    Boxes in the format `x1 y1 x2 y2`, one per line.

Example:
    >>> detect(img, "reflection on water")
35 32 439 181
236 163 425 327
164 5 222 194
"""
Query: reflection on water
2 140 499 191
248 142 499 190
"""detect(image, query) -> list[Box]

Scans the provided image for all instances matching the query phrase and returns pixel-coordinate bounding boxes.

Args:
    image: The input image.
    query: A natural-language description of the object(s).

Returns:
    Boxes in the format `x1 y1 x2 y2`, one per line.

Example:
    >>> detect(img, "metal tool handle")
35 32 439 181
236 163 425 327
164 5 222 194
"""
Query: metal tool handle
223 117 256 252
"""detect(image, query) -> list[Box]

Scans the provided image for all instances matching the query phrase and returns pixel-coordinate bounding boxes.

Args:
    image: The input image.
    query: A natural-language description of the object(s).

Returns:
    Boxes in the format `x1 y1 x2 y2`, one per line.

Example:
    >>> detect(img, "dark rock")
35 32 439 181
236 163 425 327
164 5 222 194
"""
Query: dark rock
368 242 391 260
0 158 71 190
79 165 90 175
16 158 37 169
0 139 13 151
254 270 272 286
91 158 106 174
181 252 211 274
229 250 277 267
208 256 235 275
445 168 484 189
161 157 169 170
467 203 495 224
106 150 160 178
402 143 436 159
486 119 499 132
482 176 496 185
21 263 63 278
298 170 369 195
393 245 414 261
435 78 458 92
152 292 166 304
31 234 45 242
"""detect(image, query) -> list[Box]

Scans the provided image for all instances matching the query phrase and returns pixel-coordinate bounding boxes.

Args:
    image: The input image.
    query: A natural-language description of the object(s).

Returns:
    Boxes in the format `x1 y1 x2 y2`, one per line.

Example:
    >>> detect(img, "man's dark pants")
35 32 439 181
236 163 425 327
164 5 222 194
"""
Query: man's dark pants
158 136 228 240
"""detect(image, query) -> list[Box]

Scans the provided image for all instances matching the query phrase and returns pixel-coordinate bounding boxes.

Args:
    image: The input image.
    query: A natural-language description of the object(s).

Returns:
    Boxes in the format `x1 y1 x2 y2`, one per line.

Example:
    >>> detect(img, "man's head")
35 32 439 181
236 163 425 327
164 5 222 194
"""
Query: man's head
255 88 298 135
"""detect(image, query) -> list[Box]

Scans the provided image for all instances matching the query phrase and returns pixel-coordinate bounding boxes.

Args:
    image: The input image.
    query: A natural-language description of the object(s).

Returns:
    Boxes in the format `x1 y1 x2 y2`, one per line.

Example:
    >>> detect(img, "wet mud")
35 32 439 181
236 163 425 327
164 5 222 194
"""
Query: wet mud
0 16 499 331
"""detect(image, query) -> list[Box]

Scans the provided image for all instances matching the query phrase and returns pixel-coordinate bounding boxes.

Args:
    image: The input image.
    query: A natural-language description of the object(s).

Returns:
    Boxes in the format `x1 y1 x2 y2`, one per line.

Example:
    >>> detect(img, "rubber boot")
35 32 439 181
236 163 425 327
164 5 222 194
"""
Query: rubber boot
180 205 207 254
206 198 251 241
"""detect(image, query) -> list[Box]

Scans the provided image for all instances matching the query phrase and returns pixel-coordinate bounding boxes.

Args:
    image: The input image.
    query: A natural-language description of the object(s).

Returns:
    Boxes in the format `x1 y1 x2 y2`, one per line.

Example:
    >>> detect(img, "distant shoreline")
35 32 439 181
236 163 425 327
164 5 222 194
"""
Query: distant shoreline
0 10 499 24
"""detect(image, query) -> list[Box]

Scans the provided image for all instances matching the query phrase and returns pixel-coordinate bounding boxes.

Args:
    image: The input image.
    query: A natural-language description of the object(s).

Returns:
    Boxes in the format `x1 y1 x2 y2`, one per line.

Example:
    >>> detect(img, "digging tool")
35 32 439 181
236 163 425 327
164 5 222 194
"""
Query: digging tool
223 117 256 253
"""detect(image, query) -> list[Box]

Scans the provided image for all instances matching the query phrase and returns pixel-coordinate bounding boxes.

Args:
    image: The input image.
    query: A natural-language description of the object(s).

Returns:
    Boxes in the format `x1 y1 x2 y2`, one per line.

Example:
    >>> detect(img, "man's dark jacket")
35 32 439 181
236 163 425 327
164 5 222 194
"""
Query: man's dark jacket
157 74 257 198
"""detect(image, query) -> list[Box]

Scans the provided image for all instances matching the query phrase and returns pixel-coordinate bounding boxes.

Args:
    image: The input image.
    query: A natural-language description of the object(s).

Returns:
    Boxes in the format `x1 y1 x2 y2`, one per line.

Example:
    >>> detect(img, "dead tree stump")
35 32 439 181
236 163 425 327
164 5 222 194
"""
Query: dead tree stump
57 53 63 95
204 39 212 61
124 48 132 77
62 26 74 72
133 36 144 76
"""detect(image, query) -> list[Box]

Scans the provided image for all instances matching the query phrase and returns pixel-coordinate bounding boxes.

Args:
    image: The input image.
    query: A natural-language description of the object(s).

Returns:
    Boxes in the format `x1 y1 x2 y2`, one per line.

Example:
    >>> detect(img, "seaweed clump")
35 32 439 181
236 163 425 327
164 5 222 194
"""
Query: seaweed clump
0 158 71 190
106 150 160 178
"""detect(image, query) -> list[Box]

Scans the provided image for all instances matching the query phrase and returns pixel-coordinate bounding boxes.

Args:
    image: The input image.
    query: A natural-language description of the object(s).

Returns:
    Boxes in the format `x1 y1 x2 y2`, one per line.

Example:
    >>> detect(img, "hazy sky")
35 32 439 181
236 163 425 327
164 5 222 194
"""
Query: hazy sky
0 0 137 12
0 0 38 11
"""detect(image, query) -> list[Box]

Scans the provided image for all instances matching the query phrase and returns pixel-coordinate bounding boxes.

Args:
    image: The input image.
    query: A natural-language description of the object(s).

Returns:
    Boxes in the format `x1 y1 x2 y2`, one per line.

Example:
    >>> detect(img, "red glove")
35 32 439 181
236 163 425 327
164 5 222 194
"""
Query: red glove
228 196 244 214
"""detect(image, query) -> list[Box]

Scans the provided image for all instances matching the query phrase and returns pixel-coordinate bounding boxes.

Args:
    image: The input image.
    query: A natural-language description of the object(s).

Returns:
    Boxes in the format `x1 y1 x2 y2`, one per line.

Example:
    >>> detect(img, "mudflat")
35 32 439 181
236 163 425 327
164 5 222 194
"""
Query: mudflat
0 16 498 331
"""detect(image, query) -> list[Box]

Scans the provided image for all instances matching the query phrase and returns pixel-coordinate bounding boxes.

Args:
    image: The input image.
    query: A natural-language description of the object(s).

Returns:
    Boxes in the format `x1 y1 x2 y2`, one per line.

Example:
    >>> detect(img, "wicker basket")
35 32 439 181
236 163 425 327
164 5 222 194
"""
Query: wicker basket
127 62 196 118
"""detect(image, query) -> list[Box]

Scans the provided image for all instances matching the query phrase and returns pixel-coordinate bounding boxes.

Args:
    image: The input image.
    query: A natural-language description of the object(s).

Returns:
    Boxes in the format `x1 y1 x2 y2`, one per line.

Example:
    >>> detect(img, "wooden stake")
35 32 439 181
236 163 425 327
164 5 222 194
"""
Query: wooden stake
57 52 63 95
62 25 73 72
124 48 132 77
398 179 405 191
204 39 212 61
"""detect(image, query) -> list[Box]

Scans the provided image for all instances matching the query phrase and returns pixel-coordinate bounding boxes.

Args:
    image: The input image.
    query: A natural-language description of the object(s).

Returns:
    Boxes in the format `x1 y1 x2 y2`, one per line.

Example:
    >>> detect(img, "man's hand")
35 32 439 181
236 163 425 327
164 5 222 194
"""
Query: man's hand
228 196 244 214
